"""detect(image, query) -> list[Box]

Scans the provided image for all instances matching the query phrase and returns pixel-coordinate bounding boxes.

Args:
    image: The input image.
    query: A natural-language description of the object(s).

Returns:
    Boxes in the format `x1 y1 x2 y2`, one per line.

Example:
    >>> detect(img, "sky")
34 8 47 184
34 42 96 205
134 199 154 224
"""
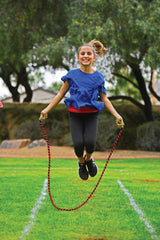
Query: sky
0 68 67 100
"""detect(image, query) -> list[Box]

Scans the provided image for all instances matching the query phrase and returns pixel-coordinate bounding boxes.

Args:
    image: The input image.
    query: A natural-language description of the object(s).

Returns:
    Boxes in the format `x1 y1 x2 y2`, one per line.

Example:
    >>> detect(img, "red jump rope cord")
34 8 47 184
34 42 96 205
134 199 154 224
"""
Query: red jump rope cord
39 120 123 211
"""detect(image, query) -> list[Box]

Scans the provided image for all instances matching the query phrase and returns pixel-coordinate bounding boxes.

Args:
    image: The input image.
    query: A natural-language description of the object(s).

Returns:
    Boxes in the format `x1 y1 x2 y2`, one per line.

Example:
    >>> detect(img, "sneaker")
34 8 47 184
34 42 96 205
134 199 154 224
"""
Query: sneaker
86 158 98 177
78 162 89 180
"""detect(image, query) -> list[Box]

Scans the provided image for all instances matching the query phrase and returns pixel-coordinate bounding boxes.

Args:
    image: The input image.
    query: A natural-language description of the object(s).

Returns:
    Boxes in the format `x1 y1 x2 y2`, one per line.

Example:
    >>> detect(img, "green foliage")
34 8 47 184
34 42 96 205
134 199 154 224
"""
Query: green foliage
13 118 69 145
48 82 63 91
0 0 72 100
68 0 160 63
137 120 160 151
14 120 42 141
28 71 46 89
96 114 117 150
0 110 9 141
110 72 142 101
0 0 70 66
29 37 70 70
43 119 69 145
67 0 160 120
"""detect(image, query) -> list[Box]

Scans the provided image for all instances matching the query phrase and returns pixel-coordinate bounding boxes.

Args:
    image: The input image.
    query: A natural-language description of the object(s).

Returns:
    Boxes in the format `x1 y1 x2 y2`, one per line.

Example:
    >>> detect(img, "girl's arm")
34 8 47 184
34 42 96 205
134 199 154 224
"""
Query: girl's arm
40 80 69 120
100 92 124 128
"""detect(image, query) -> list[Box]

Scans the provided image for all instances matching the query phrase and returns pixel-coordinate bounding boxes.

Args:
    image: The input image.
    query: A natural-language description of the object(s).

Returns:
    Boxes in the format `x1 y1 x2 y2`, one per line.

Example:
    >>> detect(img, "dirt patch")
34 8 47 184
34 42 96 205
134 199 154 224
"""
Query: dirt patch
0 146 160 159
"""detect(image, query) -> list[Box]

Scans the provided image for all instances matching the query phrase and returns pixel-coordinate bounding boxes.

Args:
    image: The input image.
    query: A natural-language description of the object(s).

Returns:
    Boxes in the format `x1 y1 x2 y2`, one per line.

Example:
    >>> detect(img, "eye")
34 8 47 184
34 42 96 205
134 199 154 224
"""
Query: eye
80 51 85 55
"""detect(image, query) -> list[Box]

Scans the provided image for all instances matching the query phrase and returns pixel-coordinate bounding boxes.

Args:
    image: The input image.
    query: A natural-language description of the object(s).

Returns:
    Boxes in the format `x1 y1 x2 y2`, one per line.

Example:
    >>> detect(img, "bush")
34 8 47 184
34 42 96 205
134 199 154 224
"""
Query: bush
137 120 160 151
96 114 117 151
45 119 69 145
14 120 42 141
2 103 160 150
63 132 73 146
13 119 70 145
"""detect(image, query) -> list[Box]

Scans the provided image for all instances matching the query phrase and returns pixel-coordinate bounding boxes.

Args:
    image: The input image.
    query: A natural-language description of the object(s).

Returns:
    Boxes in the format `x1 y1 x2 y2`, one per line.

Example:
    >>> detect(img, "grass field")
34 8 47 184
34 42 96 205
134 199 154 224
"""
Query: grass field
0 156 160 240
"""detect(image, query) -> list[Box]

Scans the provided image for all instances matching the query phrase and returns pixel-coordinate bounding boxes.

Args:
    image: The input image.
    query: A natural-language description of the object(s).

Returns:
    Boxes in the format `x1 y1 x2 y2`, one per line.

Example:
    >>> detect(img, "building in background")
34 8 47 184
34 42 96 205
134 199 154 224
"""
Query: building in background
1 87 69 104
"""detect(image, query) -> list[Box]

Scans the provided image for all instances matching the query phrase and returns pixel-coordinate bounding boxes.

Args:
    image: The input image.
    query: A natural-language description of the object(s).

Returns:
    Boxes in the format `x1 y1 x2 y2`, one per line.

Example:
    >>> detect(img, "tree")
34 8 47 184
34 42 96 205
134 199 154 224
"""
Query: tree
48 82 63 91
67 0 160 121
0 0 70 102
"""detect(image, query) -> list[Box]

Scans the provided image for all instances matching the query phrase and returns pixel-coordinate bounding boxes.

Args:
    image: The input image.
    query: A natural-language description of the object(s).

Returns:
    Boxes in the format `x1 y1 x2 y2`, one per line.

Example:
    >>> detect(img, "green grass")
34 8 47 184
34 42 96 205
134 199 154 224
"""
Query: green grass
0 157 160 240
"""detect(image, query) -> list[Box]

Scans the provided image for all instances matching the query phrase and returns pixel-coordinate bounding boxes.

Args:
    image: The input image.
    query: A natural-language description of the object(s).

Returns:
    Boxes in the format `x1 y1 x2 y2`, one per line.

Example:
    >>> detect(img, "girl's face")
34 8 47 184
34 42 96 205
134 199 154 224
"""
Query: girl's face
77 46 96 67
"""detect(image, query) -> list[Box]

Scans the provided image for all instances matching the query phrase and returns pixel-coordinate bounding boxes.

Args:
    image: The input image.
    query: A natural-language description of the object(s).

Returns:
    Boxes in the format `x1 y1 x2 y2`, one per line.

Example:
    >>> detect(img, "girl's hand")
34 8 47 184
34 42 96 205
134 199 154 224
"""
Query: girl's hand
116 117 124 129
39 110 48 121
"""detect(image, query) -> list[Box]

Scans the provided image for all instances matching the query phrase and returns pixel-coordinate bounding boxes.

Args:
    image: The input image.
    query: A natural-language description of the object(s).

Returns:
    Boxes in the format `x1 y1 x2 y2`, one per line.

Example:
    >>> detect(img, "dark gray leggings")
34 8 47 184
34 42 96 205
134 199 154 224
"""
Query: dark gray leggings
69 112 98 157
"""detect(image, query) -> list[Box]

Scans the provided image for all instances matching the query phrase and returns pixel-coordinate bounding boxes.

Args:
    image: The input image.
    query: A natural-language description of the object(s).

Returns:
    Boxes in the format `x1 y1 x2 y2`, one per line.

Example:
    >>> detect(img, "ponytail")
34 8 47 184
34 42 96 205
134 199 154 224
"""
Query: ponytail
89 40 107 56
78 39 107 56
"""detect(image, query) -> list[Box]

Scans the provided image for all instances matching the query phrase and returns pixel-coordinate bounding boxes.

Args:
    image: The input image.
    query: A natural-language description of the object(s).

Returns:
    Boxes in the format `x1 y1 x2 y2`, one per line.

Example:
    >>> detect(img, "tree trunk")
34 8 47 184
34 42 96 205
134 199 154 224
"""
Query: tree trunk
131 63 153 121
17 67 33 102
1 68 20 102
10 87 20 102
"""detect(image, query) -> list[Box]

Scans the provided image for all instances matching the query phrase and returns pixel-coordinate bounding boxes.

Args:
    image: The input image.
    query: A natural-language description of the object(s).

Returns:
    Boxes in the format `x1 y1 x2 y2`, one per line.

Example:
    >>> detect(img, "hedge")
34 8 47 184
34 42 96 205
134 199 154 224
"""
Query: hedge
0 102 160 151
137 120 160 151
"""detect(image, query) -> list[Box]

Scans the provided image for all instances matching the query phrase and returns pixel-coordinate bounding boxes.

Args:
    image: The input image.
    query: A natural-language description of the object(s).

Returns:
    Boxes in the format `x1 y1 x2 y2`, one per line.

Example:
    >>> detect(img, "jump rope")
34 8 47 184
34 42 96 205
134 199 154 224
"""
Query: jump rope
39 119 123 211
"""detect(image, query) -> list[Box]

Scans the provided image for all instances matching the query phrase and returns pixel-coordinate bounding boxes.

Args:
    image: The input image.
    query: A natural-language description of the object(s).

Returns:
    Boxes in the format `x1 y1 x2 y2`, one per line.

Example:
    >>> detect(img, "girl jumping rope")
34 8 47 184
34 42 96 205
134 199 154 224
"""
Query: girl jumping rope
40 40 124 181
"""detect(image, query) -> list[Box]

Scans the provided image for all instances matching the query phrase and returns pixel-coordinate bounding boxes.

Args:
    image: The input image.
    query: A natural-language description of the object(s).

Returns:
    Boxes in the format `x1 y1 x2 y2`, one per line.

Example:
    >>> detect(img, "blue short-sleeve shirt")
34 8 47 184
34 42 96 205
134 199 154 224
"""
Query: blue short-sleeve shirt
61 68 106 113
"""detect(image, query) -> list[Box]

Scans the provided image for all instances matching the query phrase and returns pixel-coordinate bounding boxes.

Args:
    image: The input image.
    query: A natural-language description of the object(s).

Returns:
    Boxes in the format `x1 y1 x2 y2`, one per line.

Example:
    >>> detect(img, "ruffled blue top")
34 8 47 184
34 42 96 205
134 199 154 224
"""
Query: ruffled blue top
61 68 107 113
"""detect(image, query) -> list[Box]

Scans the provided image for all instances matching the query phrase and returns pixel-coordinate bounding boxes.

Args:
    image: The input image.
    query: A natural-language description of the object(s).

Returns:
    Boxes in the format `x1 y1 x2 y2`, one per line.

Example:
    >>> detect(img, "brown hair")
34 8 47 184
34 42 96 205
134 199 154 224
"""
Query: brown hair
78 39 107 56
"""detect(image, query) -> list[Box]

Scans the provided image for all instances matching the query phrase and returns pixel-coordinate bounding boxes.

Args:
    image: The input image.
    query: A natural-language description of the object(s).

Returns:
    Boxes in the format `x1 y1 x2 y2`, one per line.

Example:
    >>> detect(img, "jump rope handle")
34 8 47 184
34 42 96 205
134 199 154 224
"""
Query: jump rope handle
39 113 45 121
117 119 124 129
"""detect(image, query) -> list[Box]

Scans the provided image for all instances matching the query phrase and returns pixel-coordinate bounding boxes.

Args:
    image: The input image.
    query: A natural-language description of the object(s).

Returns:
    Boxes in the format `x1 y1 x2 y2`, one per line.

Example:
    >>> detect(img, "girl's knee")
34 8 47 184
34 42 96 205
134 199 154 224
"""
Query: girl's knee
85 141 96 154
74 142 84 157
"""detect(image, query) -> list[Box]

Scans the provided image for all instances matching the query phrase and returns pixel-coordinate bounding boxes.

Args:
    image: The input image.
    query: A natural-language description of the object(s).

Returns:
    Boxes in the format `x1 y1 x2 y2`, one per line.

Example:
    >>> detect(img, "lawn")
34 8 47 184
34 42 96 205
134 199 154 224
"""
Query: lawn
0 157 159 240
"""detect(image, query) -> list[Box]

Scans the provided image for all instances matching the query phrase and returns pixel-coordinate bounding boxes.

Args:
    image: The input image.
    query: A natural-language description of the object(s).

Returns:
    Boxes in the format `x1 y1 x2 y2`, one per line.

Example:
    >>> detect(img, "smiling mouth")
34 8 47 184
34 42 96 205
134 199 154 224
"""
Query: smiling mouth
82 58 90 62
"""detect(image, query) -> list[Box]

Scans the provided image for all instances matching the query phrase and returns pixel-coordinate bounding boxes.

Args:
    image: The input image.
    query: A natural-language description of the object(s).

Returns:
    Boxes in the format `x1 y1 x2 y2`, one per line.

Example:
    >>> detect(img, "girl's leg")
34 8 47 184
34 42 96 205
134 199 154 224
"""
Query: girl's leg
84 112 98 160
69 112 85 163
69 112 89 180
84 113 99 177
78 156 85 163
85 153 92 161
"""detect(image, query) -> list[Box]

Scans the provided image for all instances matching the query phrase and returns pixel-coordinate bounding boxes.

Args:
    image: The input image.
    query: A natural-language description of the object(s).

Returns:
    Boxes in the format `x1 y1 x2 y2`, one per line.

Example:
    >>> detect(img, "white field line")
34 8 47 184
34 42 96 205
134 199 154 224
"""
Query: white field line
19 179 48 240
117 179 159 240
